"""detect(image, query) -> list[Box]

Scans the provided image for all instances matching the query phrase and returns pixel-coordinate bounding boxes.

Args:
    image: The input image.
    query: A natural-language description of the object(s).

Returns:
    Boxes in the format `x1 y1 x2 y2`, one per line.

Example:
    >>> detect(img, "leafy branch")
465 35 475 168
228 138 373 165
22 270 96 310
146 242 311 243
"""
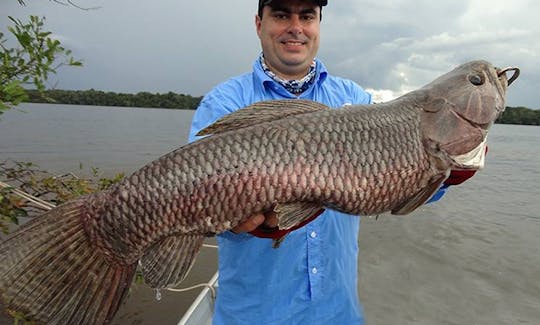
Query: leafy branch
0 15 82 113
17 0 101 11
0 160 124 235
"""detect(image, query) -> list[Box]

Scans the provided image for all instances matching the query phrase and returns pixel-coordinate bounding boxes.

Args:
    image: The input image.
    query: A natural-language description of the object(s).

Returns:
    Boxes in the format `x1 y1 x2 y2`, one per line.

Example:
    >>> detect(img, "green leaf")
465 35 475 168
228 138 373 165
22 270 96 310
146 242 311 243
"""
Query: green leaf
1 15 82 111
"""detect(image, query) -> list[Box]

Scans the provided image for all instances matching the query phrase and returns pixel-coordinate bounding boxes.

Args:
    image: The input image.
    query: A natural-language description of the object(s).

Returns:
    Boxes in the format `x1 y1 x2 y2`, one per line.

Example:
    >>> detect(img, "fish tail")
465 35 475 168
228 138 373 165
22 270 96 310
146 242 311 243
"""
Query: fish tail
0 198 136 325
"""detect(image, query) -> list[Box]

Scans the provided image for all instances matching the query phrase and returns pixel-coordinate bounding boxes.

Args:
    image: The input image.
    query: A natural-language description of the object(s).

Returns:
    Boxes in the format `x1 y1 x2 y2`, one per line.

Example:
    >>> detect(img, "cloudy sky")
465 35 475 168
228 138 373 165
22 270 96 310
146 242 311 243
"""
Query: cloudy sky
1 0 538 107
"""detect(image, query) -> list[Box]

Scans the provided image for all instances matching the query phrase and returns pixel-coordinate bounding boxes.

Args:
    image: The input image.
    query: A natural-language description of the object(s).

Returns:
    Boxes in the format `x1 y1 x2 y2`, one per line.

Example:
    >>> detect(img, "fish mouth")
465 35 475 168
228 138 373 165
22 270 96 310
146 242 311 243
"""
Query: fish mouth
497 66 520 86
493 66 520 112
450 136 488 170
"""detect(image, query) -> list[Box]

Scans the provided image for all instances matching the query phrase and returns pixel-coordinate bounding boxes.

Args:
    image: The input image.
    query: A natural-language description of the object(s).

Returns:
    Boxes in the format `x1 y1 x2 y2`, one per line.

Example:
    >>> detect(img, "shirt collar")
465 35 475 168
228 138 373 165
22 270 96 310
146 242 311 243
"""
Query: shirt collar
259 53 317 95
253 55 328 95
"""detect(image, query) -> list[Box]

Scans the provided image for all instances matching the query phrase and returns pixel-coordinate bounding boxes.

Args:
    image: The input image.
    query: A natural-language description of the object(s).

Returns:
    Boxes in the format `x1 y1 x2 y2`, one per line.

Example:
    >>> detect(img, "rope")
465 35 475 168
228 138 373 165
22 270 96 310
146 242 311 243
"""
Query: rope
165 244 218 297
166 282 217 299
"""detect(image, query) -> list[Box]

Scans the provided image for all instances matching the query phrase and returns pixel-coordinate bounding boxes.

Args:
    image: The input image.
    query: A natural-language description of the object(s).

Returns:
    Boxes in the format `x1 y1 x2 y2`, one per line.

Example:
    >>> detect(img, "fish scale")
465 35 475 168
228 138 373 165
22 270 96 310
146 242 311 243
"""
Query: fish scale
0 60 516 324
92 104 429 263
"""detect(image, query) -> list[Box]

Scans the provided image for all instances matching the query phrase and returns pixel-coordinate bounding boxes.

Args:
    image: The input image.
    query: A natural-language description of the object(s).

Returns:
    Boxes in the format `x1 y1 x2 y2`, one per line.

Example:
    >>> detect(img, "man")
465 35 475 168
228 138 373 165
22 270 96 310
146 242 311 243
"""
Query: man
189 0 470 323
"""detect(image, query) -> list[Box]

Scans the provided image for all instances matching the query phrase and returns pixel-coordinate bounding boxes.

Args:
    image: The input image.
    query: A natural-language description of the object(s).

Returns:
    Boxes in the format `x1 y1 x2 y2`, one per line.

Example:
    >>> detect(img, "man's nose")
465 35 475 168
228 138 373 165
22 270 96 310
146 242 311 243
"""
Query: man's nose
287 15 303 34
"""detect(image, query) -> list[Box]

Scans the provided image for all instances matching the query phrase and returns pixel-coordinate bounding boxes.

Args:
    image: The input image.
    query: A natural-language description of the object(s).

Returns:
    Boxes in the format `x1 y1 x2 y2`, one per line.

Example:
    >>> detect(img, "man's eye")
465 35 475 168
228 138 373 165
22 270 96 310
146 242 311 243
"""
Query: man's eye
273 13 288 20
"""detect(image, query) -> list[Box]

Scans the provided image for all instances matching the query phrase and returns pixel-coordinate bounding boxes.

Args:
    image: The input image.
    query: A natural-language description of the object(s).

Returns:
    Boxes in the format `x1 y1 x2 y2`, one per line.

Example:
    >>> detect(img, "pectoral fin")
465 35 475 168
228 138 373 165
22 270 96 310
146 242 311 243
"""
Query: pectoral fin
140 234 204 288
391 174 447 215
197 99 329 136
274 202 324 229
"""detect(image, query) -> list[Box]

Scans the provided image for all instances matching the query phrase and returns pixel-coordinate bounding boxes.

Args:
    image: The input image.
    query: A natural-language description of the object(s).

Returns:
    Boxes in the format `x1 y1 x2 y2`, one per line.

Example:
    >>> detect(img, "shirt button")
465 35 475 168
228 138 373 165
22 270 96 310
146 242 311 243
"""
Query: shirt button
310 231 317 238
312 267 318 274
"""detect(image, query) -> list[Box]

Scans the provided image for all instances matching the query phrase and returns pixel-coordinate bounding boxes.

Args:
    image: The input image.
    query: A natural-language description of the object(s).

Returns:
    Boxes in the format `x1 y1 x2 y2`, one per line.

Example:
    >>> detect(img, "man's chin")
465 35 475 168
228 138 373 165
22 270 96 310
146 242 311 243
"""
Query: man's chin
279 54 311 66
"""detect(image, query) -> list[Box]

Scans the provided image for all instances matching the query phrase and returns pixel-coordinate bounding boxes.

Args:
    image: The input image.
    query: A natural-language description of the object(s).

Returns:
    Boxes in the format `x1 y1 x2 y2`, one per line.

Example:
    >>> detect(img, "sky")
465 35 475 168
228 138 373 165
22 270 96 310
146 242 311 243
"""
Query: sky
1 0 538 108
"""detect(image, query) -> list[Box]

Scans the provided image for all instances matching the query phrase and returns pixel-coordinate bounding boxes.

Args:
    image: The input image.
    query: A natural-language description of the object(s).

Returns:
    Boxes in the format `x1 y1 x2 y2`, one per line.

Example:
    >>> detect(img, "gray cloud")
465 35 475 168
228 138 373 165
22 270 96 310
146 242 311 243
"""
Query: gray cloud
1 0 537 107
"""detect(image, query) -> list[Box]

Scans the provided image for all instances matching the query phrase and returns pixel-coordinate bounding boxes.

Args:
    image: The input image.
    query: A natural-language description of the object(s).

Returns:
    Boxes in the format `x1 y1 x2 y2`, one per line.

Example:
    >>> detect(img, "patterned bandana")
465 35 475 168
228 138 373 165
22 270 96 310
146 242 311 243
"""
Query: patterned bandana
259 53 317 94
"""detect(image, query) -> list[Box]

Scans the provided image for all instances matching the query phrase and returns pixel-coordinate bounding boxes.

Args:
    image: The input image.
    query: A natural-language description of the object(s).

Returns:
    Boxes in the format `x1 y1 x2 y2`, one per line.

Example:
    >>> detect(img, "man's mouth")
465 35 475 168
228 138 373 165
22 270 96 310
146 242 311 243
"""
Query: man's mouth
281 40 306 46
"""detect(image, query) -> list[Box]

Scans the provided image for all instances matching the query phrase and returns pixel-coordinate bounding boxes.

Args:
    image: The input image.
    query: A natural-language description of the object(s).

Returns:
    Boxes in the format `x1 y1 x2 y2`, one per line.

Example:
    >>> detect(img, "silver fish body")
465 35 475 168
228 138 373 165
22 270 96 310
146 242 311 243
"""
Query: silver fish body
0 60 518 324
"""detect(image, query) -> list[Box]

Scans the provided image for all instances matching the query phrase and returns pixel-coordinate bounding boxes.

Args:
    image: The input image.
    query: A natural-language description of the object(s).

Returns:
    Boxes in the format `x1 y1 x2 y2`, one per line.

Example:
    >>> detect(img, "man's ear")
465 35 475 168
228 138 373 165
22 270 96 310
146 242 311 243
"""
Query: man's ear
255 14 262 38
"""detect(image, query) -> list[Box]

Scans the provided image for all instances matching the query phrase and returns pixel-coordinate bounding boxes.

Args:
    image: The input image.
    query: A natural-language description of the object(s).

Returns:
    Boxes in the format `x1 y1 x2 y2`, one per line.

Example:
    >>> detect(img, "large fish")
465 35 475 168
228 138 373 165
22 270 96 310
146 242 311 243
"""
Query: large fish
0 60 519 324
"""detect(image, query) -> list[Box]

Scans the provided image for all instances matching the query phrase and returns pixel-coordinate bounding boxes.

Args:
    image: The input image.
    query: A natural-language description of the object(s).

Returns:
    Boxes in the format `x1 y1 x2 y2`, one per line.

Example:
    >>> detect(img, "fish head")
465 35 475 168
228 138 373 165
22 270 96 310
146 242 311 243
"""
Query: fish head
419 60 519 169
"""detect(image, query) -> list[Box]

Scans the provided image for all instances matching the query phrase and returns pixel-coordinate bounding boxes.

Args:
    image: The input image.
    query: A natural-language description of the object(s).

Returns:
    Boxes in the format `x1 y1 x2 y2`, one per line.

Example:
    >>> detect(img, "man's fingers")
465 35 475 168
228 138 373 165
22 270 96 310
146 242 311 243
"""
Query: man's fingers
231 213 265 234
263 211 278 228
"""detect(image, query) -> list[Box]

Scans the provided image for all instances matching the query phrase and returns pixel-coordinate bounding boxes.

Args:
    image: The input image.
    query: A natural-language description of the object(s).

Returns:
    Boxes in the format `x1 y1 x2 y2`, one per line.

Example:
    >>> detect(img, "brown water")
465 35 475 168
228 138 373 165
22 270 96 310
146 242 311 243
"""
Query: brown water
1 104 539 324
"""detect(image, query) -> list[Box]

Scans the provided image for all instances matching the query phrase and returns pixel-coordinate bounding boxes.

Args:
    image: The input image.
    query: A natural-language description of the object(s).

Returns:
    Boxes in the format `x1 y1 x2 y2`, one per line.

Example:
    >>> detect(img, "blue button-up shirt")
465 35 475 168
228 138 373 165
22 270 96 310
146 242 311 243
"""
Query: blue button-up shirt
189 58 369 324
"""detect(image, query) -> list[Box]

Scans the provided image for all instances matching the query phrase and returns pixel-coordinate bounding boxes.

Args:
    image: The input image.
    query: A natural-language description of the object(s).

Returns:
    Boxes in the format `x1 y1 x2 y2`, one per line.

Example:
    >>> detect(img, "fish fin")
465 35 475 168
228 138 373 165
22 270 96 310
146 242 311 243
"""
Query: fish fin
274 202 324 230
391 174 447 215
197 99 330 136
140 234 204 288
0 199 137 325
272 236 289 249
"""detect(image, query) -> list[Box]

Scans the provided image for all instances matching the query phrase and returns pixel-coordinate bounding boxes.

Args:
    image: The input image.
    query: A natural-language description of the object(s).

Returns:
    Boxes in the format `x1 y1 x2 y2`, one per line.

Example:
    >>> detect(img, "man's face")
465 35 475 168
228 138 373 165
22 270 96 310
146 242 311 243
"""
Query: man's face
256 0 321 80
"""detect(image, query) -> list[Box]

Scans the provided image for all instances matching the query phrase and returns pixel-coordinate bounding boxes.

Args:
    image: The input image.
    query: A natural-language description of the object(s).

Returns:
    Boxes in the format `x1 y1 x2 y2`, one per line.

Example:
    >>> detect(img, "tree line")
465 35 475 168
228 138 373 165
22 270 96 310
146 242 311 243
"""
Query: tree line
496 106 540 126
23 89 540 125
24 89 203 110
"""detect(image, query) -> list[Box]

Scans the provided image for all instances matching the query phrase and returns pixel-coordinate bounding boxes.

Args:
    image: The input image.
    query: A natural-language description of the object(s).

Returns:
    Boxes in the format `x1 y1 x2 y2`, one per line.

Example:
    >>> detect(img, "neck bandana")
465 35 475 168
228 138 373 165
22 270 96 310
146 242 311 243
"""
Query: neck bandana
259 53 317 94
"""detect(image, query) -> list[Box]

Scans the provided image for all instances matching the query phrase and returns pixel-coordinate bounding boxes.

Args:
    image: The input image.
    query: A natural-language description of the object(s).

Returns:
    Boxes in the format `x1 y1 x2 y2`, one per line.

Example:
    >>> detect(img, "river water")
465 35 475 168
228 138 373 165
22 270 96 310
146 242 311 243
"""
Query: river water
1 103 539 324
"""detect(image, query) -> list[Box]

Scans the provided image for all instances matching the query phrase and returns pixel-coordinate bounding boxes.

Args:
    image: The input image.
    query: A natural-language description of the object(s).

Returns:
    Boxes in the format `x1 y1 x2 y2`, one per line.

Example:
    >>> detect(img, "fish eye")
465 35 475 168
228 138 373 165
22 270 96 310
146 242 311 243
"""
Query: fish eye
469 74 484 86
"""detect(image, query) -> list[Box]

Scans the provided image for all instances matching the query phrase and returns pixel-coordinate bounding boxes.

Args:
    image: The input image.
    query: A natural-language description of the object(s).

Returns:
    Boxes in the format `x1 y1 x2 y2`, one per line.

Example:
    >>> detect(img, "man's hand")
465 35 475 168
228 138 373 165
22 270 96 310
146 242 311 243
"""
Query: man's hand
231 211 278 234
232 209 324 239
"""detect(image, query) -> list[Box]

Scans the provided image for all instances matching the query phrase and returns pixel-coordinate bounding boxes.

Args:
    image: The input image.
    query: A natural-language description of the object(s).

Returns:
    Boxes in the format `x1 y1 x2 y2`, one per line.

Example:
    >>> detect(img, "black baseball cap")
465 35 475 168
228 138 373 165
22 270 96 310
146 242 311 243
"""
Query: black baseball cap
259 0 328 8
258 0 328 17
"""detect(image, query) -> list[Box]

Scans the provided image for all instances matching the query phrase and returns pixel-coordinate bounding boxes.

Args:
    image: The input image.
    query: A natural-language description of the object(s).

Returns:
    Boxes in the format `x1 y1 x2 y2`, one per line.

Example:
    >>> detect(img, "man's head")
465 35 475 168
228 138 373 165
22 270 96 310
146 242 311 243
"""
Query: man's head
256 0 327 80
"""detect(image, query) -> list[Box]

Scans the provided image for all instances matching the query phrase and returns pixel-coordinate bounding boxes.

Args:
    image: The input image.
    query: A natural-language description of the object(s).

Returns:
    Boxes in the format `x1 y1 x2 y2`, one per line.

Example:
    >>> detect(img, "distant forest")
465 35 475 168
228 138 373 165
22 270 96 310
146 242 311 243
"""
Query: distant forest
495 106 540 126
24 89 540 125
25 89 203 110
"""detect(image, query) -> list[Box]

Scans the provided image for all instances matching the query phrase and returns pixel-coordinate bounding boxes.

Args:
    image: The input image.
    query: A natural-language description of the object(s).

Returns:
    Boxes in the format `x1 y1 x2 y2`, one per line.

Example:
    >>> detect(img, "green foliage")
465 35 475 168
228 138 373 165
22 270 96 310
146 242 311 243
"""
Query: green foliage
25 88 203 110
0 160 124 234
0 186 27 235
0 15 82 114
497 106 540 126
